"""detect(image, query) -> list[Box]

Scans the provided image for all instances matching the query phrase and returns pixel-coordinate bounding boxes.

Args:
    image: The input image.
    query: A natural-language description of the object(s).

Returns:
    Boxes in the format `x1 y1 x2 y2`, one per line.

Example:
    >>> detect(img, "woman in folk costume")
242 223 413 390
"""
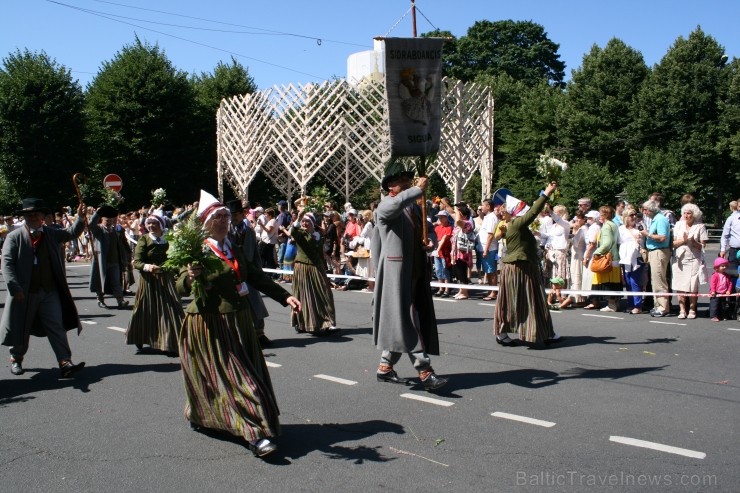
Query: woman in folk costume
280 210 338 336
125 214 183 355
176 190 301 459
493 183 562 347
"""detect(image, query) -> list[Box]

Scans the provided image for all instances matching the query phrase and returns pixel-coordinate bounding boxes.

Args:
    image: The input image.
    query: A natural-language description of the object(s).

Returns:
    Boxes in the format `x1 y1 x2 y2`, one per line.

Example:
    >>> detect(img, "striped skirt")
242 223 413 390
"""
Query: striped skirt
291 261 336 332
178 310 280 442
126 272 183 352
494 261 554 343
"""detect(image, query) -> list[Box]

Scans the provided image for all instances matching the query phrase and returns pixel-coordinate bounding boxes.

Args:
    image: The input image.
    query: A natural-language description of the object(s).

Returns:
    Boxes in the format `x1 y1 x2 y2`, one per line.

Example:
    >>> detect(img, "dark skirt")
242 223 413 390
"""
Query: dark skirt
178 310 280 441
126 272 183 351
494 261 554 343
291 261 336 332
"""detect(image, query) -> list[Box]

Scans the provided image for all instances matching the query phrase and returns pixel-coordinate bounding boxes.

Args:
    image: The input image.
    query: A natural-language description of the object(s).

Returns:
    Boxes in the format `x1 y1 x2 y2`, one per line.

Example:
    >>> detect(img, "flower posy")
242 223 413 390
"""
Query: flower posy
152 188 167 207
537 153 568 182
162 214 222 298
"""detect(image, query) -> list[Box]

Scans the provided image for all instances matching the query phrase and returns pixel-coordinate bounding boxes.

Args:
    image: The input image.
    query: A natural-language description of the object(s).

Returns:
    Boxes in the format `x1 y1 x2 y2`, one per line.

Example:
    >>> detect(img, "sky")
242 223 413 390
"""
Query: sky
2 0 738 90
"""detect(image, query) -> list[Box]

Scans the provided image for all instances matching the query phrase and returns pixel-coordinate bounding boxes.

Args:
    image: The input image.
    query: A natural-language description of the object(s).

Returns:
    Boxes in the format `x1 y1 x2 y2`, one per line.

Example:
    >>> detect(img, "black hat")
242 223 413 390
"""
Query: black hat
381 170 416 192
16 198 51 215
226 199 244 214
97 204 119 218
277 200 288 207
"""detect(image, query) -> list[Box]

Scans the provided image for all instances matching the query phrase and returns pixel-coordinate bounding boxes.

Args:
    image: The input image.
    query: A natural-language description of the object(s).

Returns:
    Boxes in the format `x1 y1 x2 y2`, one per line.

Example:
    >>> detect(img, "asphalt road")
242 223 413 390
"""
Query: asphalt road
1 259 738 493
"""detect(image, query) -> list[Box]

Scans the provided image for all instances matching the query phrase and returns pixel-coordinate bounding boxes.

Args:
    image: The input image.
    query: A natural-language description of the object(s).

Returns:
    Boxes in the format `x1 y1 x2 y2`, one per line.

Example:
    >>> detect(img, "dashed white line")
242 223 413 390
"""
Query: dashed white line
727 328 740 332
478 302 496 307
80 320 97 325
313 374 357 386
400 393 454 407
434 298 458 303
265 362 282 368
581 314 624 320
491 412 556 428
609 436 706 459
649 321 687 326
107 326 126 333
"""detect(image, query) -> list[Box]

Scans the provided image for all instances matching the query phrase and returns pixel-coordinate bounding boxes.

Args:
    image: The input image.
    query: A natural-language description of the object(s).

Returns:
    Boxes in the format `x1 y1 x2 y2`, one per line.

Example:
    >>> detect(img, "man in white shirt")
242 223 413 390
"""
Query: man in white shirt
478 199 499 301
259 208 279 272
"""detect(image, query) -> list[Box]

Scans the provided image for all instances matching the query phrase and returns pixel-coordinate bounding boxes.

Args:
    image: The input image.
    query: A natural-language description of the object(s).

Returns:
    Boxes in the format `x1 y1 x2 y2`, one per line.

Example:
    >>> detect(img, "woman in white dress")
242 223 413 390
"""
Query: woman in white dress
671 203 708 319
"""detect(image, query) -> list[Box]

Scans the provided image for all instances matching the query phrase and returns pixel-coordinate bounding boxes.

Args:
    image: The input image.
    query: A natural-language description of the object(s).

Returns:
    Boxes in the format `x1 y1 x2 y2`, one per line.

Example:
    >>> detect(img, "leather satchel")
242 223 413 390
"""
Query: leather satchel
590 252 613 273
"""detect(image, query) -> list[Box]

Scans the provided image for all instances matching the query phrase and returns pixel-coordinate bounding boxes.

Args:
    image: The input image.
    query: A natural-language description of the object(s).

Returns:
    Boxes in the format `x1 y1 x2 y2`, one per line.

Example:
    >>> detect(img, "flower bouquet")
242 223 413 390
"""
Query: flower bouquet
152 188 167 207
162 214 222 299
537 153 567 200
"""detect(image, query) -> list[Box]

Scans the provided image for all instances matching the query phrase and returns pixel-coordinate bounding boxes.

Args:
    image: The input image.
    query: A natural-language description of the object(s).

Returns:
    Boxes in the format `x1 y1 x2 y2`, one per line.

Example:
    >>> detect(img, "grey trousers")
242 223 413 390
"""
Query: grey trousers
10 289 72 363
380 349 432 373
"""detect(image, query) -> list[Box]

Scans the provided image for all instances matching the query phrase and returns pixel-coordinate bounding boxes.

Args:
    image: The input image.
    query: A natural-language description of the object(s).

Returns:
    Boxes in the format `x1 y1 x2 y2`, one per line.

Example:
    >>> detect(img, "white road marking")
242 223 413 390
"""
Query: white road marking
434 298 458 303
609 436 706 459
313 374 357 386
581 314 624 320
265 362 282 368
478 302 496 307
80 320 97 325
491 412 556 428
649 321 687 326
107 326 126 333
727 328 740 332
400 393 454 407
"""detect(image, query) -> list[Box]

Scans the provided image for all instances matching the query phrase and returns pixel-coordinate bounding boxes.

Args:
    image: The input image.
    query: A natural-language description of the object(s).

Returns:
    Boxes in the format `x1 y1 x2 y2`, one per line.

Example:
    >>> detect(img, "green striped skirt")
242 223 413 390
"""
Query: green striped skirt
494 261 554 343
291 261 336 332
126 272 183 352
178 310 280 442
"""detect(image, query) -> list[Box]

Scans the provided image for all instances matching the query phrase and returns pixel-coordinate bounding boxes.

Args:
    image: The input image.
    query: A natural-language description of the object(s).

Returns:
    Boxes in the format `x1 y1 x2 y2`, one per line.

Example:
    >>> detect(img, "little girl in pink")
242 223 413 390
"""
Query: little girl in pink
709 257 732 322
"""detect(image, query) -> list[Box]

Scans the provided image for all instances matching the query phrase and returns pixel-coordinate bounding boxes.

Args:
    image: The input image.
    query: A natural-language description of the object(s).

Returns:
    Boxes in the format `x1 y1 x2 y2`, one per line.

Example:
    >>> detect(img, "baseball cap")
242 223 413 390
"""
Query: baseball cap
585 210 600 219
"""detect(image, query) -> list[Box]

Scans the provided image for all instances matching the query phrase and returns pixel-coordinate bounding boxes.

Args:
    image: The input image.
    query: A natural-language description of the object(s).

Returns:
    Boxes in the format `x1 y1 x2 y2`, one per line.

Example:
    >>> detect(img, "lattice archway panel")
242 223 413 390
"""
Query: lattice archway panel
217 77 493 203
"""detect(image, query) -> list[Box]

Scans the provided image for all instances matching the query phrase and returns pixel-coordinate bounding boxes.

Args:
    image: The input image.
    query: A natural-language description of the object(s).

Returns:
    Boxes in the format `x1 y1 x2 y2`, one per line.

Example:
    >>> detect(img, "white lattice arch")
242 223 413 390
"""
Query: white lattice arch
217 77 493 203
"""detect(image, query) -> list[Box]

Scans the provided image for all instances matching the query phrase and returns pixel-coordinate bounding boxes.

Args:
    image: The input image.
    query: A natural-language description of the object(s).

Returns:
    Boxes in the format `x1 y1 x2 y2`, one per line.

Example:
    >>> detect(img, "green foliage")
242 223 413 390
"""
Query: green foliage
163 214 223 299
0 49 86 210
432 20 566 87
624 147 700 213
557 159 621 209
85 37 198 208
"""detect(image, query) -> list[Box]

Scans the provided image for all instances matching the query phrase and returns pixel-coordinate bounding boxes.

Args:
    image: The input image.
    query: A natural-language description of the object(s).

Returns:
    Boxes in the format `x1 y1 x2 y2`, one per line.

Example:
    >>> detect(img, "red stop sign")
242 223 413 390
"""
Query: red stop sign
103 174 123 192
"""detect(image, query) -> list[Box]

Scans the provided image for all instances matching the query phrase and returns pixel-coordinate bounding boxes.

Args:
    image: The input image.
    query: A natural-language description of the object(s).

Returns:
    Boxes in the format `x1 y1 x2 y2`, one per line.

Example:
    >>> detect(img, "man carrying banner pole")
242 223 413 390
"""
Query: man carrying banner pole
370 37 448 392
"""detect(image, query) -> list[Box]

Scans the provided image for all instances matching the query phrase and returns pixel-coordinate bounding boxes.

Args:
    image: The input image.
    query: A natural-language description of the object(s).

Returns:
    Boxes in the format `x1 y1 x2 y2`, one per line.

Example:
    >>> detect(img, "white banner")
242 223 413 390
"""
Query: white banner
383 37 445 157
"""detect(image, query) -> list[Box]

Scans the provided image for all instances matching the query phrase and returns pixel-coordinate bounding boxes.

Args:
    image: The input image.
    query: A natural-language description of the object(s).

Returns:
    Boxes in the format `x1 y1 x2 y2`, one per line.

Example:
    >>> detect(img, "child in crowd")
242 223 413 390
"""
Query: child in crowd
547 276 572 310
709 257 732 322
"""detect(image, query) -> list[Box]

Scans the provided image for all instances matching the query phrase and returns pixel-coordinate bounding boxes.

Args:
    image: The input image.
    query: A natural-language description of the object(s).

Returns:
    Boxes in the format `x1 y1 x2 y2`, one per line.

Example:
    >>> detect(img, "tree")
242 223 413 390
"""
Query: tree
0 49 85 211
558 39 648 175
633 27 733 221
85 37 198 208
191 57 257 196
435 20 566 87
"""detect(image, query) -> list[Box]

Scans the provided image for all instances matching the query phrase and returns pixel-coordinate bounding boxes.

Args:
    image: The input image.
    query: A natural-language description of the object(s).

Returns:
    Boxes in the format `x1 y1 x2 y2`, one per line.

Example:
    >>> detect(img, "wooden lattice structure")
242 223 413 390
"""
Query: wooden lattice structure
217 77 493 203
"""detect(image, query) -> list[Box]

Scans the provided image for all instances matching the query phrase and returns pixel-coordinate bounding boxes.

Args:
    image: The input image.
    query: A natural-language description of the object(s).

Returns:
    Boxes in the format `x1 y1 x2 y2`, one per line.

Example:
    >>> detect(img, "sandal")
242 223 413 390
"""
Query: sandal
630 308 642 315
583 304 597 310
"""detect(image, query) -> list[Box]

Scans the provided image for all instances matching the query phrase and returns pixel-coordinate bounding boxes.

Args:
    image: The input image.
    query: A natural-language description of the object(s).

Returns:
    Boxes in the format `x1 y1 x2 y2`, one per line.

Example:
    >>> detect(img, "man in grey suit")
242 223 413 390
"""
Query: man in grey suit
371 170 448 392
227 199 272 347
1 198 86 377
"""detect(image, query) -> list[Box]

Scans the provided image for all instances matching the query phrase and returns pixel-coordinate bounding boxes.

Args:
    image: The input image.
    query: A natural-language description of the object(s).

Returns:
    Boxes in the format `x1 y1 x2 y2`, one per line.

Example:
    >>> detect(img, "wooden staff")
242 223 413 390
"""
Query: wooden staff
72 173 99 267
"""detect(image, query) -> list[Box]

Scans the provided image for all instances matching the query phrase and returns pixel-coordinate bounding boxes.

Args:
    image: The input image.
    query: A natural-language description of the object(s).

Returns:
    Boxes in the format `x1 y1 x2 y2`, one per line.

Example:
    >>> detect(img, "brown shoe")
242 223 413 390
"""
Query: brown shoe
59 360 85 378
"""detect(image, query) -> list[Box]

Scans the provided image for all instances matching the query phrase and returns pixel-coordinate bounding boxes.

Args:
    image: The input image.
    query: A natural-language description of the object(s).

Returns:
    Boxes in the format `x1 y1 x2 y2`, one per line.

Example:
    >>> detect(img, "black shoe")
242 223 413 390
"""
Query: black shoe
315 327 341 337
544 335 564 346
97 300 109 309
293 326 305 334
60 360 85 378
376 370 411 385
123 290 135 296
248 438 277 458
165 351 179 358
10 360 24 375
117 300 129 310
258 335 273 347
135 344 143 351
495 336 518 347
421 373 448 392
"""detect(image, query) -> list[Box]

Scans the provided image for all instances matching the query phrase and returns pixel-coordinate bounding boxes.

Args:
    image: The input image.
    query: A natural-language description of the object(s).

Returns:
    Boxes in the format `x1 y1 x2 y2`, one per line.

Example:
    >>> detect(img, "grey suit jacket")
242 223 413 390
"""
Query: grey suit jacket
1 216 86 346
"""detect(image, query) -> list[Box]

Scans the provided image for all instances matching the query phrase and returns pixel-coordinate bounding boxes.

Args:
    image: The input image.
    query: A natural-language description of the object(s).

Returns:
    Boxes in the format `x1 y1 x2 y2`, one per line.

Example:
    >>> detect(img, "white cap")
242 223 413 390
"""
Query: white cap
505 195 530 217
197 190 226 224
585 210 600 219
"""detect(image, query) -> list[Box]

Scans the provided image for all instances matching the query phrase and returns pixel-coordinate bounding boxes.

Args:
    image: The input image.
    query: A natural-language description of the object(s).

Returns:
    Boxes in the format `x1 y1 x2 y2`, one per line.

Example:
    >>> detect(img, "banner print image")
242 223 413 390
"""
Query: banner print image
384 37 445 157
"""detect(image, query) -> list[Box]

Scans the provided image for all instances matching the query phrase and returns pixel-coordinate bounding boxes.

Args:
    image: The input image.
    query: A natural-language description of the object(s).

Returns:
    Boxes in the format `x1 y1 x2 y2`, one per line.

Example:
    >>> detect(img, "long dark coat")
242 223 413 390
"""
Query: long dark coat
371 186 439 355
88 211 131 294
1 216 86 346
